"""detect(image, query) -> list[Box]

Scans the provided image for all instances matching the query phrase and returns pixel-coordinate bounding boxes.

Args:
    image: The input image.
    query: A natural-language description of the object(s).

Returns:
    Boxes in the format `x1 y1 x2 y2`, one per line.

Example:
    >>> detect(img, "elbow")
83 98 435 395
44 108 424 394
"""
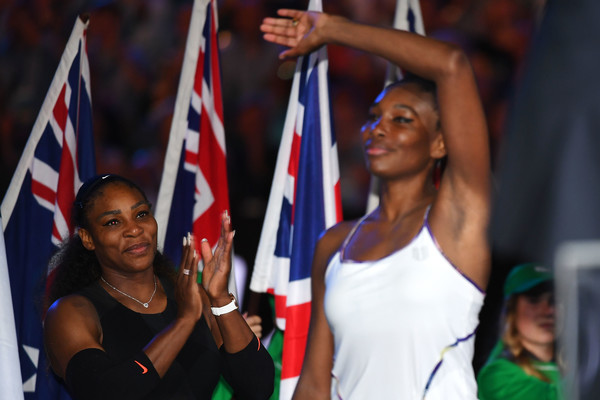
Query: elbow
441 45 471 78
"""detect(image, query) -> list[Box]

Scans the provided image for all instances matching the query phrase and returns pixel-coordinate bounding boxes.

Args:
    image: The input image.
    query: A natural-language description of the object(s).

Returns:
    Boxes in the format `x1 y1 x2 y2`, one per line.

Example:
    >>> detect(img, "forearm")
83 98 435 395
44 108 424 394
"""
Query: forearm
319 15 489 184
212 299 256 353
318 15 467 82
66 348 161 400
221 335 275 399
143 317 196 377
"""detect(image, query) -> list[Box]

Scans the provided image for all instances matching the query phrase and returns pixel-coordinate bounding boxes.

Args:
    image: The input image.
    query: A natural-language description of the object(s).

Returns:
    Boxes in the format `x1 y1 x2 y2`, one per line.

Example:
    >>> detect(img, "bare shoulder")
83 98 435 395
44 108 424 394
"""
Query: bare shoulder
312 220 356 277
44 294 103 377
45 294 99 324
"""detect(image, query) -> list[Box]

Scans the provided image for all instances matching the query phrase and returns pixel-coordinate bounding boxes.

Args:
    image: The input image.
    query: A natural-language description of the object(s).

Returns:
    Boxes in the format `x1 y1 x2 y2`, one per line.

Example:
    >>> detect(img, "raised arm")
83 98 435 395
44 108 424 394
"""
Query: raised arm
262 10 491 288
262 9 488 199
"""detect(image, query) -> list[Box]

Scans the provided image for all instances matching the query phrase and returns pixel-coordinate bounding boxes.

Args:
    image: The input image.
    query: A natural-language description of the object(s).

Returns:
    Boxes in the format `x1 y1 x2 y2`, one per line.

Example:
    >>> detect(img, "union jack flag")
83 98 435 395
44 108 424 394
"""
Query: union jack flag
155 0 234 291
1 16 95 399
249 0 342 397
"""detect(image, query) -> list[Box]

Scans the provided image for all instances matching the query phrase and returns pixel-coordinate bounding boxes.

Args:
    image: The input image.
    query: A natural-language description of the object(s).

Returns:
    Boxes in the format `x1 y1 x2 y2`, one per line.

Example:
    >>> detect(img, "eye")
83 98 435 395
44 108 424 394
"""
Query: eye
365 112 379 122
137 210 150 218
393 116 413 123
525 296 541 304
103 219 119 227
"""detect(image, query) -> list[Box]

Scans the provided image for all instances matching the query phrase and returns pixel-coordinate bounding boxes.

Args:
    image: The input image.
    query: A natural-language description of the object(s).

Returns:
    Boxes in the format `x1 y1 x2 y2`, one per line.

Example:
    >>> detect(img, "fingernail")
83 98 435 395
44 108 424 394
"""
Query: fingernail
232 230 236 238
183 236 187 246
187 232 192 243
193 250 197 258
201 238 208 243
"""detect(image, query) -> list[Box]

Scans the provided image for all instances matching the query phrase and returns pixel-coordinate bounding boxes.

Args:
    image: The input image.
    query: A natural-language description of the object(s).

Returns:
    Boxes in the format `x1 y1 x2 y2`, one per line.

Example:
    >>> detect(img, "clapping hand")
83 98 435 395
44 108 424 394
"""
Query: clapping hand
176 234 203 322
200 211 235 306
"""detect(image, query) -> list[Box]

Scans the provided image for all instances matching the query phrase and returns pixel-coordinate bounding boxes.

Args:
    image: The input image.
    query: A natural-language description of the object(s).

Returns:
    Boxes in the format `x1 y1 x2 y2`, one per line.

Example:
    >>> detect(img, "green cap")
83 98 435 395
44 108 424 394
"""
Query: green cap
503 263 553 298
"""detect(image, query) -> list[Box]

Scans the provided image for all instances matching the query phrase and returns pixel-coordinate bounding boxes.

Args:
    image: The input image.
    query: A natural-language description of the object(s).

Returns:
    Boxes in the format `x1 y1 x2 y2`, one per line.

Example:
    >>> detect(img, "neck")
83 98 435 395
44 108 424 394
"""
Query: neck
100 268 156 298
378 175 436 221
522 340 554 362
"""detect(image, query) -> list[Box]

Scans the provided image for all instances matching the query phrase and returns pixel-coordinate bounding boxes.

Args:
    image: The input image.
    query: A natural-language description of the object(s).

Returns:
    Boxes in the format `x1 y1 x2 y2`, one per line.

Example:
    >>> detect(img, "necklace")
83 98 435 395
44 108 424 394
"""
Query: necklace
101 275 157 309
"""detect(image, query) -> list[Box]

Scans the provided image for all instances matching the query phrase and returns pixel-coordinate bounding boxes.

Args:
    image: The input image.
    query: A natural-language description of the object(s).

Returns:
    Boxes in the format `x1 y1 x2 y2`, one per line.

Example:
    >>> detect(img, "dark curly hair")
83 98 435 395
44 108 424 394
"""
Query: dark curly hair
44 174 177 312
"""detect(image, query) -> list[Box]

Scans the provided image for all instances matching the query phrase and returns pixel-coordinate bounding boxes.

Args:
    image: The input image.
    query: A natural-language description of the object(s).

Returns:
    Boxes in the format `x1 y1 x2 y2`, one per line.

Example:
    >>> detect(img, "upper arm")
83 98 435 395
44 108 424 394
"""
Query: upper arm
437 48 490 201
429 49 492 288
293 224 352 400
43 295 103 378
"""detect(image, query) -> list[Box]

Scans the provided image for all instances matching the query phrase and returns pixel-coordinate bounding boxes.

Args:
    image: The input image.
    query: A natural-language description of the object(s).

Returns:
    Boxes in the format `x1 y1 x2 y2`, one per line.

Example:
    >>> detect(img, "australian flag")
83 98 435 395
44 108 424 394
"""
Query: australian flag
154 0 232 291
249 1 342 398
0 16 95 400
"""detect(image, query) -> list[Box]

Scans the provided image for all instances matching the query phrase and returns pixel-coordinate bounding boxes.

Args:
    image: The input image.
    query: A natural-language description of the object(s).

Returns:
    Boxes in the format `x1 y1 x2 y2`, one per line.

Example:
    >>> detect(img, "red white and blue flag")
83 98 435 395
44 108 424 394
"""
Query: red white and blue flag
154 0 234 291
0 16 95 400
249 0 342 397
367 0 426 212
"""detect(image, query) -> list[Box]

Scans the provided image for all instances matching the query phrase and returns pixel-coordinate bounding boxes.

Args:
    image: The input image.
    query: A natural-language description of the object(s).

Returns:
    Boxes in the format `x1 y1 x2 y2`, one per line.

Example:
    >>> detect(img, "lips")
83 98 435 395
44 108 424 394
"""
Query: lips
538 321 555 330
366 147 390 156
124 242 151 255
365 141 392 156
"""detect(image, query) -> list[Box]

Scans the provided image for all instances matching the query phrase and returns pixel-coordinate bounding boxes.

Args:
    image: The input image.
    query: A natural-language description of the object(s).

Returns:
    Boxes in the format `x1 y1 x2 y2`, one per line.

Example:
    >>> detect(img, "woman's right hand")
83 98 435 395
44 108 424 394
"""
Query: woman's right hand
260 9 332 59
175 234 203 322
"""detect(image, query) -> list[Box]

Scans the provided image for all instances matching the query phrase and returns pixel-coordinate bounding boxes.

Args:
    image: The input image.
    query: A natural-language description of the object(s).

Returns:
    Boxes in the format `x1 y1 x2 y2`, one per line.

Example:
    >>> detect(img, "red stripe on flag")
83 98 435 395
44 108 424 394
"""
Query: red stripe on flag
273 293 287 321
194 50 205 101
288 132 301 226
193 102 228 248
184 149 198 166
280 301 311 379
334 180 343 221
55 135 76 236
209 13 223 122
31 179 56 205
288 131 301 179
53 84 68 132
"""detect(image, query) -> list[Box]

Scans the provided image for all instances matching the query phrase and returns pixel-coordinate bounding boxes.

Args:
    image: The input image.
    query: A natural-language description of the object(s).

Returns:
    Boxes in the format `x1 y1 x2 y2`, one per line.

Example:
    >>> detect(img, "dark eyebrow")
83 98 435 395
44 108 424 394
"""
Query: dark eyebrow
96 201 150 221
97 209 121 221
131 200 150 210
369 103 417 115
393 104 418 115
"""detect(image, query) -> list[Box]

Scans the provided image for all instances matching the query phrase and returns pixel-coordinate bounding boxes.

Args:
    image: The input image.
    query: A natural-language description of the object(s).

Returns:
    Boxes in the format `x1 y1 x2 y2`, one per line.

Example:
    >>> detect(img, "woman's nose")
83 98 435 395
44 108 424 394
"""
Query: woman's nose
124 220 143 236
367 118 385 137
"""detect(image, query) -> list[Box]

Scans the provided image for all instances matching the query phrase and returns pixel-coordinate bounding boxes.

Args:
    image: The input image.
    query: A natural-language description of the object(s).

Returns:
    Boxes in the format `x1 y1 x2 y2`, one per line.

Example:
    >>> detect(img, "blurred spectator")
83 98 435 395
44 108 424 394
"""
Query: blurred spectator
477 263 562 400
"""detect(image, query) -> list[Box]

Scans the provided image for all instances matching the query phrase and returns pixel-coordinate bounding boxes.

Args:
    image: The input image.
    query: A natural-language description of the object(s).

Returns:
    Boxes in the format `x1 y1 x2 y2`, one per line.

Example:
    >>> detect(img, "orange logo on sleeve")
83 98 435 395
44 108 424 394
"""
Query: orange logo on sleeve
134 360 148 374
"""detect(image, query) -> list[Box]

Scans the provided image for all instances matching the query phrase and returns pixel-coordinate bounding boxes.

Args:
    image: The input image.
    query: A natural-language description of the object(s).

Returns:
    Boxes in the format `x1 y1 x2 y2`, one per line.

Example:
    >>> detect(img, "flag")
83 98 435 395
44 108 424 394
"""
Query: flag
249 0 343 397
0 16 95 400
367 0 426 212
154 0 236 294
0 218 24 400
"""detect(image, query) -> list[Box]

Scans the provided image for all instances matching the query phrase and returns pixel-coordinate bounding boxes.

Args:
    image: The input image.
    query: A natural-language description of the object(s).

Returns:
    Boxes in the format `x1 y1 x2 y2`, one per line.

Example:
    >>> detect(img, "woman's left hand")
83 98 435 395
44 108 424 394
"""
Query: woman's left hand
200 211 235 305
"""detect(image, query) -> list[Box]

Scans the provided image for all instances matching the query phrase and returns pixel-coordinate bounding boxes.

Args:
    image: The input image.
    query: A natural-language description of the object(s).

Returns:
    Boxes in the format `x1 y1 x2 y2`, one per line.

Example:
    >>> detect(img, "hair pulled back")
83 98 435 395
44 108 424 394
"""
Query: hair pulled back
44 174 176 311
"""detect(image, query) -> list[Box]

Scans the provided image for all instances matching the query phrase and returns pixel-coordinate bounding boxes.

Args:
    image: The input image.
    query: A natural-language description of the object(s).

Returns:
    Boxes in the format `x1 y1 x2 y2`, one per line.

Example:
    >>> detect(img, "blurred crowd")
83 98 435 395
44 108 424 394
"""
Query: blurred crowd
0 0 544 303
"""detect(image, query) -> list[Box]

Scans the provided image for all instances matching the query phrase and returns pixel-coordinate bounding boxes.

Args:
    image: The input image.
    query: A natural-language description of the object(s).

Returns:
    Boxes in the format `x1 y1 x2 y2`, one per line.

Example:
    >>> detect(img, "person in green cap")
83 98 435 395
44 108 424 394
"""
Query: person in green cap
477 263 562 399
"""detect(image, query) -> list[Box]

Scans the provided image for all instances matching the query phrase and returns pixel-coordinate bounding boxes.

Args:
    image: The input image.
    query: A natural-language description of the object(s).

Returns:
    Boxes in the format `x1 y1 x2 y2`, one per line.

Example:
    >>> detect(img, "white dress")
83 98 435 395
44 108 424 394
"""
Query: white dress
324 212 484 399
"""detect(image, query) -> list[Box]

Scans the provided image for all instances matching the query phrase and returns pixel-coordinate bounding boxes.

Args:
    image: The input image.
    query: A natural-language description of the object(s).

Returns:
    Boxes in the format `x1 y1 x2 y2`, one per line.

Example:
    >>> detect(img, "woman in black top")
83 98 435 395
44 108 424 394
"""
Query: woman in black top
43 174 274 399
